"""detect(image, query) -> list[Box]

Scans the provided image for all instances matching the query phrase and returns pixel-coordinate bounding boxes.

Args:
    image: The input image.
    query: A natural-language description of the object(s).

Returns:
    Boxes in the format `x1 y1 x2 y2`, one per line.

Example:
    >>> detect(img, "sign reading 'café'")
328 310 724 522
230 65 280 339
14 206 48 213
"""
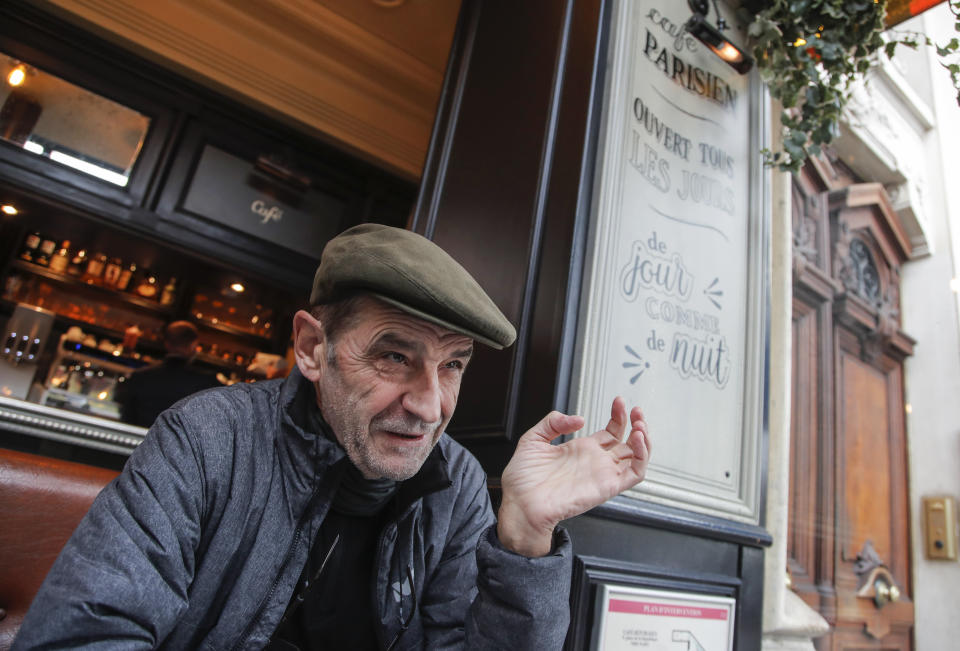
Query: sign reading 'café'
573 0 766 523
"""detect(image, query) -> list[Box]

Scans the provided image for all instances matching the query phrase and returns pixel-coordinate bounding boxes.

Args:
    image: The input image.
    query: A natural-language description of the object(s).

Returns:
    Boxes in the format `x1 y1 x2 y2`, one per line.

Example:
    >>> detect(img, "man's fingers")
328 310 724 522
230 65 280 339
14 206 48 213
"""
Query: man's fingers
626 421 649 457
608 442 638 462
610 426 648 461
628 407 649 453
624 422 650 480
528 411 585 443
600 401 646 446
601 396 628 446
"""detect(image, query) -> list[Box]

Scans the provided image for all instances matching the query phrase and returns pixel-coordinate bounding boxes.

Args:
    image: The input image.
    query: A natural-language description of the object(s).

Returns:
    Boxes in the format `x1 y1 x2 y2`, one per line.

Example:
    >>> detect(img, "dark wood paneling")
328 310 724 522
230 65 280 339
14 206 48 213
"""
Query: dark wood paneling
517 0 610 431
414 0 573 454
411 0 611 476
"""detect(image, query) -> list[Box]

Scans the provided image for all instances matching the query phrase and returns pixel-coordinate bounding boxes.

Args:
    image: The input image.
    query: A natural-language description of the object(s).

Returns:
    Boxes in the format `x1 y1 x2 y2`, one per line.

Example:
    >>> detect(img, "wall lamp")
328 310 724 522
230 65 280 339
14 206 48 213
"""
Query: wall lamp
7 63 27 87
685 0 753 74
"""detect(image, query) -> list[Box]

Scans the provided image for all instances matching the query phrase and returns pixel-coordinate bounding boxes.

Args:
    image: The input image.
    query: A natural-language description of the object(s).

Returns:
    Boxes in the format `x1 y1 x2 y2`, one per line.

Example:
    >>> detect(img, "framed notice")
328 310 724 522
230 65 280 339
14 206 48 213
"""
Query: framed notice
571 0 769 522
592 585 736 651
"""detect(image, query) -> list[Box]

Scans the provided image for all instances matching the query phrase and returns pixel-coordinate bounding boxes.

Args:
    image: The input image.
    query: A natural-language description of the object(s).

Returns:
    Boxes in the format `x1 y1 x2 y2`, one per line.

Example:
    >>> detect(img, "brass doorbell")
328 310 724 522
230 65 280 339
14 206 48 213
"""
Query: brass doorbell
922 496 957 561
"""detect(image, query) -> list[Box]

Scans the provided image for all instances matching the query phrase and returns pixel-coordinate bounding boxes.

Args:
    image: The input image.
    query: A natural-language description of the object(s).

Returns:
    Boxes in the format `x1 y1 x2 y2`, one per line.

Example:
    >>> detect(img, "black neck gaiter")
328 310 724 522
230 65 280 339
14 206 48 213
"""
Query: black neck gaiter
310 403 398 516
332 461 398 516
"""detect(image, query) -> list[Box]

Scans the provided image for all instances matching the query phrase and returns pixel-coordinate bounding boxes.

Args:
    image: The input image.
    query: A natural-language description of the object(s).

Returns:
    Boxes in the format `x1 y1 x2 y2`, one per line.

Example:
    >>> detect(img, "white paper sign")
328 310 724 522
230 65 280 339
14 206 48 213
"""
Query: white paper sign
592 585 736 651
572 0 767 522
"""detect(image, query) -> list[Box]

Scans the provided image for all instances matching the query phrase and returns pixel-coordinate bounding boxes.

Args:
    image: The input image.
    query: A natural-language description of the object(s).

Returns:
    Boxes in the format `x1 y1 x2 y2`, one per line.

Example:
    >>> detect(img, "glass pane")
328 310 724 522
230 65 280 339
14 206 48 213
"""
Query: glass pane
0 53 150 187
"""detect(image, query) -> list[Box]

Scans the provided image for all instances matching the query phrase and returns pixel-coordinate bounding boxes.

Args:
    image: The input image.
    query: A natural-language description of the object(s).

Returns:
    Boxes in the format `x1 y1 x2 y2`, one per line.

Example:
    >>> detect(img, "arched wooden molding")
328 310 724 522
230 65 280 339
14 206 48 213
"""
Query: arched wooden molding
828 183 915 361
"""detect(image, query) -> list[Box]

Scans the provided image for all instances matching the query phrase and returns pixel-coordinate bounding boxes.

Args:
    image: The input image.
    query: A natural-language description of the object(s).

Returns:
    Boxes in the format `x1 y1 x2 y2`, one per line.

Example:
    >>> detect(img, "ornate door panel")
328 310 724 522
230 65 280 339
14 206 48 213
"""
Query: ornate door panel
832 333 913 649
839 349 893 564
790 160 838 621
789 158 915 651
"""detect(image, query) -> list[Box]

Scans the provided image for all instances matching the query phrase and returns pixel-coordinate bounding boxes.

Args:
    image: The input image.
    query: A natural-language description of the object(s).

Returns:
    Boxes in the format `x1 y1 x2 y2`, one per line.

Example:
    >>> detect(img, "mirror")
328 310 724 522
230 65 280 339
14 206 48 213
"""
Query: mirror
0 53 151 187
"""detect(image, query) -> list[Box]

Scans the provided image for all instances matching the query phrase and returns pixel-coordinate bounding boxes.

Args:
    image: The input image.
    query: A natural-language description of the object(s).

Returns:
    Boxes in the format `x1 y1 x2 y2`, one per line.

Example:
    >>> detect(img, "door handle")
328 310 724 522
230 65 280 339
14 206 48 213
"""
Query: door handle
873 578 900 607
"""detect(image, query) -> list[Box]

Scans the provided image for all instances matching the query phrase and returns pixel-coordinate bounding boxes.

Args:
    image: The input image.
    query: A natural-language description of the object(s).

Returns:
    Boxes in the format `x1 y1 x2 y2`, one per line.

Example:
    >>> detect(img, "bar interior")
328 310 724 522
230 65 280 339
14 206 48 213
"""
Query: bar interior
0 21 416 468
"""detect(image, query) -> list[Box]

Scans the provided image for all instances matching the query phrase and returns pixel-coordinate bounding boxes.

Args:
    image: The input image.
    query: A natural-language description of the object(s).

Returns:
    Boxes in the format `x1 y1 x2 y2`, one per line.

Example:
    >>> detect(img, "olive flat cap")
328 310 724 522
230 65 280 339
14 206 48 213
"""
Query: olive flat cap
309 224 516 349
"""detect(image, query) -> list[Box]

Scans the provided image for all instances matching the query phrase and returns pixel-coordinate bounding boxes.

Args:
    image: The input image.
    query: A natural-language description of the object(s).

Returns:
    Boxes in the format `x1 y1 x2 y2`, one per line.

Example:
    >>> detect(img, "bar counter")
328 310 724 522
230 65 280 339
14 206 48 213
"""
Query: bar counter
0 393 143 457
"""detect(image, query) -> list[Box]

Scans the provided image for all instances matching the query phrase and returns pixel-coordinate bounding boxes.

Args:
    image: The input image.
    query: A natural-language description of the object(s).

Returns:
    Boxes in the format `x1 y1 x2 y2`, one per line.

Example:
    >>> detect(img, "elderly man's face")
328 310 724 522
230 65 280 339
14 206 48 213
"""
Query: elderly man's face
312 299 473 480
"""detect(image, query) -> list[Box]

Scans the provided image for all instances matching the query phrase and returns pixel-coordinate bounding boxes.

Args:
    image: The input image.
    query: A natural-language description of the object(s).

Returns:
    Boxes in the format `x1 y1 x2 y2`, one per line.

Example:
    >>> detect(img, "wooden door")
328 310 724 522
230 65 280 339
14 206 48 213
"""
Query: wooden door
789 157 915 650
829 328 913 649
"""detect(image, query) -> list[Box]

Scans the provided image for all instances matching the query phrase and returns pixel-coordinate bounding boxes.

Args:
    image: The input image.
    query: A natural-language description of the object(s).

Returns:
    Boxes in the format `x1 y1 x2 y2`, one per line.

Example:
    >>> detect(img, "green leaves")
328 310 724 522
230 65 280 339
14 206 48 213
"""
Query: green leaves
749 0 884 171
749 0 960 170
930 1 960 106
937 38 959 57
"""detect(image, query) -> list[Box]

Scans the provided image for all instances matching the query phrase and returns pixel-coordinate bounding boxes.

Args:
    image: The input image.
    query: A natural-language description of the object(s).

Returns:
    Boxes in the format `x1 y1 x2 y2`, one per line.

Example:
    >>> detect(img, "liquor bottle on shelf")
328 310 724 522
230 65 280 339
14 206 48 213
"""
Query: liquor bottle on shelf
35 236 57 266
103 257 123 288
83 253 107 284
3 272 23 300
19 232 41 263
49 240 71 273
67 248 87 276
160 277 177 306
122 324 142 351
135 269 159 299
116 262 136 291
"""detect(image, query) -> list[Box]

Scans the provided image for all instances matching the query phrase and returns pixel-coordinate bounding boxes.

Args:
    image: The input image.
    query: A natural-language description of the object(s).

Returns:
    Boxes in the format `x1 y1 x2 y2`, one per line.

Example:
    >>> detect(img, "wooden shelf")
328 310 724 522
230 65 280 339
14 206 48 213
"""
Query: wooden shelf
9 259 176 317
193 351 265 378
193 317 271 344
5 260 281 363
0 296 165 354
56 339 151 372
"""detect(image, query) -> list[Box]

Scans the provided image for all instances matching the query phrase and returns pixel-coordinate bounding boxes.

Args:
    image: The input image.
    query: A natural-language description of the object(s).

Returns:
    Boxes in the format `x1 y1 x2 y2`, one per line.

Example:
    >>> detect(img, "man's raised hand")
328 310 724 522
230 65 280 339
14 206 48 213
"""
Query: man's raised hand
496 397 651 557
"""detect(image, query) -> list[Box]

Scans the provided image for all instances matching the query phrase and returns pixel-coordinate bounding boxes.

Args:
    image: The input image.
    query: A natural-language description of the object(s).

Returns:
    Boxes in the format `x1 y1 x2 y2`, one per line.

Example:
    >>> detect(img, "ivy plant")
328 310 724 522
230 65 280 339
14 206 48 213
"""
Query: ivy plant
747 0 960 172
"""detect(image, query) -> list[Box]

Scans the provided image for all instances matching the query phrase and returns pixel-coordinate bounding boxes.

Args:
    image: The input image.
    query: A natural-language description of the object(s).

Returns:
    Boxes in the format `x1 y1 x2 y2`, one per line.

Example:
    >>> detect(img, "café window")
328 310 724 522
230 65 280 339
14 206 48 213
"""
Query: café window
0 191 299 454
1 53 151 187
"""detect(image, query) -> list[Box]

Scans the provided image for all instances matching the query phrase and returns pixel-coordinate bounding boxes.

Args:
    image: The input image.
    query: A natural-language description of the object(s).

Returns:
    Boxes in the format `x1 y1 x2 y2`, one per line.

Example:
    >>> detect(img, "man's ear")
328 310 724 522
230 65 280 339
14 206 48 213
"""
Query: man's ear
292 309 327 382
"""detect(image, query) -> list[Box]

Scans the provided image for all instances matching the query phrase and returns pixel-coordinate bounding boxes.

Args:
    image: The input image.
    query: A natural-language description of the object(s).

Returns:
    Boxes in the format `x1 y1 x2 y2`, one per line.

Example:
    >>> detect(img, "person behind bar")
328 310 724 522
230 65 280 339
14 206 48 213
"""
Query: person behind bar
14 224 651 650
115 320 220 428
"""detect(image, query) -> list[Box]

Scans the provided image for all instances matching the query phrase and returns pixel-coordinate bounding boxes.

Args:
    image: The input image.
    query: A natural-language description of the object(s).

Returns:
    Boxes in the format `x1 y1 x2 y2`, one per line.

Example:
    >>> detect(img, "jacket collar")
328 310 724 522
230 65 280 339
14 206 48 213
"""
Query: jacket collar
276 367 345 496
393 441 452 515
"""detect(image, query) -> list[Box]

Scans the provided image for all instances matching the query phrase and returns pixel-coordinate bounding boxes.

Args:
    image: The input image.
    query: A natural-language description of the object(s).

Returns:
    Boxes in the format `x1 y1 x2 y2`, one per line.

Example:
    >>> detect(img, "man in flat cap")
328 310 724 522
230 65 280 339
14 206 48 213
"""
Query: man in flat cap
15 224 650 650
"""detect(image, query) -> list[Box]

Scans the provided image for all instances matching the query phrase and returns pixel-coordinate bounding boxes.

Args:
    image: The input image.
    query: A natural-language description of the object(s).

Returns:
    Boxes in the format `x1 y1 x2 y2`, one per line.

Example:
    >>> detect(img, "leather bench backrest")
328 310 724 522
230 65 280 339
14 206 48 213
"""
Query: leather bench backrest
0 448 119 650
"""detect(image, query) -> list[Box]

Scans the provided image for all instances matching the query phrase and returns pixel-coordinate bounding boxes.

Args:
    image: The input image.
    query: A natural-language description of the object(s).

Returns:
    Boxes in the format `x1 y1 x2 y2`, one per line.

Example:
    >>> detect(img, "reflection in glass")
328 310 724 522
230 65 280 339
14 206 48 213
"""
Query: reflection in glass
0 54 150 187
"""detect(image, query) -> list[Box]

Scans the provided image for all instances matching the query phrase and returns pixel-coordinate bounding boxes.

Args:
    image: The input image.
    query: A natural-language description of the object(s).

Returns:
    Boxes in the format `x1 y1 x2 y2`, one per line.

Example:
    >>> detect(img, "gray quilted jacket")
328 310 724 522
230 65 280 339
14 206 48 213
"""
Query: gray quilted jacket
13 369 572 650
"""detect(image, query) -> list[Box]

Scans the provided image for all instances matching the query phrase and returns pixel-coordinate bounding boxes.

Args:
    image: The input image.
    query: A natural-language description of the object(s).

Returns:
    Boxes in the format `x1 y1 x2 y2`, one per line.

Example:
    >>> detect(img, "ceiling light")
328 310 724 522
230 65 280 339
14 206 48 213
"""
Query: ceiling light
7 64 26 87
1 204 18 215
230 283 245 293
685 0 753 75
49 150 129 186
